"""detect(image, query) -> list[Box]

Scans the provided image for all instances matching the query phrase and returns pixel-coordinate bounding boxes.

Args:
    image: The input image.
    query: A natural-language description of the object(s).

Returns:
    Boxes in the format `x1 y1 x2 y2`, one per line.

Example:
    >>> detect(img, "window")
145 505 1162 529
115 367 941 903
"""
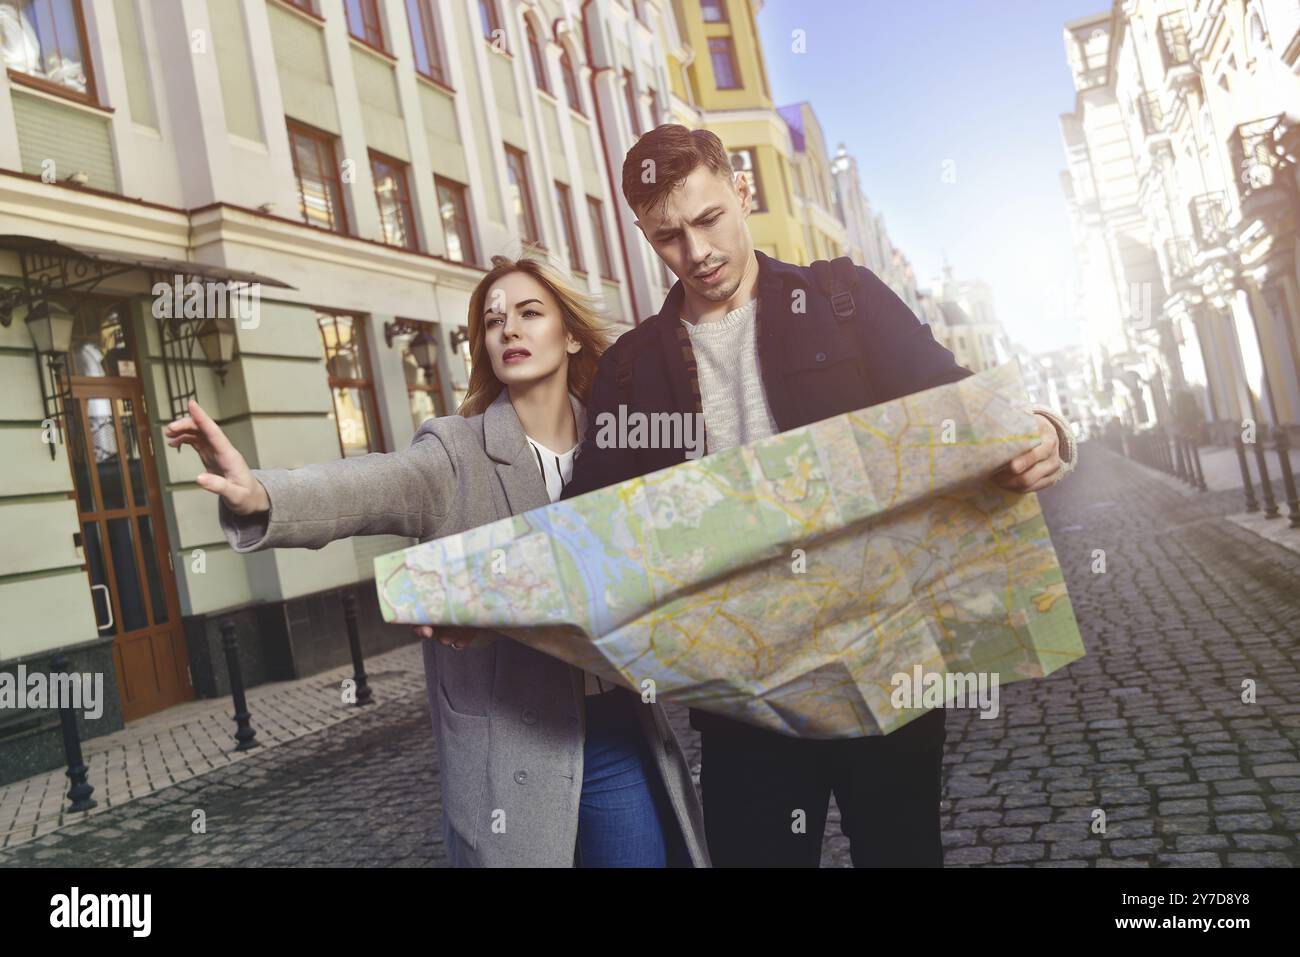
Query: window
5 0 97 101
560 50 582 113
405 0 446 84
317 312 384 457
555 182 583 273
623 69 640 137
478 0 502 43
700 0 728 23
344 0 385 50
729 148 765 212
287 121 350 234
281 0 316 12
526 19 549 93
398 319 447 428
435 176 476 265
369 151 418 250
709 37 740 89
504 146 541 245
586 196 615 279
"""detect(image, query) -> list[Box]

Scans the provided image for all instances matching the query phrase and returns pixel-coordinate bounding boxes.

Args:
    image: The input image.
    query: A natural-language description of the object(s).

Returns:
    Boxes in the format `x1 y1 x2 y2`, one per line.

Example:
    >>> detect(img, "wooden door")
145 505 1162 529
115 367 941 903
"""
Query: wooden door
66 377 193 721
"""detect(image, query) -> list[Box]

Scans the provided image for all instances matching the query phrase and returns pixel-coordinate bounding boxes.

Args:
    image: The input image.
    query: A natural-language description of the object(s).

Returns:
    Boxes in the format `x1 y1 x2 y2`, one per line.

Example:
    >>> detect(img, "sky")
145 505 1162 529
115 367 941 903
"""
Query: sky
755 0 1110 353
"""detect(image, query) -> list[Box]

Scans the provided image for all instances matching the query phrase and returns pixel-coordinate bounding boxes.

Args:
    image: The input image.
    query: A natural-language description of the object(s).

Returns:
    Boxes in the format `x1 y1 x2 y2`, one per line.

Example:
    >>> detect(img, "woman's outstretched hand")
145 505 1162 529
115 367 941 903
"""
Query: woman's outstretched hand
163 399 270 516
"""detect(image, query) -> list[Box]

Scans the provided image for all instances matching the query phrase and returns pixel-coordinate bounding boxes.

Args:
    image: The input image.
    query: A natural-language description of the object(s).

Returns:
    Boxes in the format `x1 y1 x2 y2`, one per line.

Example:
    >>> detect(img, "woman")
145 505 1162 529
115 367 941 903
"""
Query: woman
164 255 709 868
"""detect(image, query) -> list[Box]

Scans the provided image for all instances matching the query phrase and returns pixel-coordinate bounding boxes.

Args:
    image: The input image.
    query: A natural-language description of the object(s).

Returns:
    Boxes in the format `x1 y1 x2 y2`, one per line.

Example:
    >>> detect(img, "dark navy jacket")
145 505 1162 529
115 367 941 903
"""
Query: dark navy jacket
561 249 974 738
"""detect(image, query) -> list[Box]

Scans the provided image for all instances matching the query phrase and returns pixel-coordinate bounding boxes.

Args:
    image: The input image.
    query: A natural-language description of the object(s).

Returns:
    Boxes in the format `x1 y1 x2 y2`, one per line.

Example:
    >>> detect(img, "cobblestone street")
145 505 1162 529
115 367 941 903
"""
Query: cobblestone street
2 443 1297 867
916 444 1300 868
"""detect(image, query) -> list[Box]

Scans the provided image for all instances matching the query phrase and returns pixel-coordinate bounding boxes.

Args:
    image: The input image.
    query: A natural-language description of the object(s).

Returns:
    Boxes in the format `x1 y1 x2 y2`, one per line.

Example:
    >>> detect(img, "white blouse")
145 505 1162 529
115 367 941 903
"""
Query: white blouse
523 433 576 505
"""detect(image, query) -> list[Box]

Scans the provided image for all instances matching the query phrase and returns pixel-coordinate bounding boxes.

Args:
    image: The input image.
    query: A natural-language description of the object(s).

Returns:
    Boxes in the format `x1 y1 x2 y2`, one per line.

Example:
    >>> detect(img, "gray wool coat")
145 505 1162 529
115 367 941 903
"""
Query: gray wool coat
219 388 709 867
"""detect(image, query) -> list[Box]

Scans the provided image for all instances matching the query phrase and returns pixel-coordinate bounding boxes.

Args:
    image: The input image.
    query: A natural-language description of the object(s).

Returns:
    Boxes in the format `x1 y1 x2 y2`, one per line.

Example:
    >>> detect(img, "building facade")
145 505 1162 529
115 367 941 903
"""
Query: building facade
1059 0 1300 442
829 142 928 313
0 0 680 781
777 101 848 262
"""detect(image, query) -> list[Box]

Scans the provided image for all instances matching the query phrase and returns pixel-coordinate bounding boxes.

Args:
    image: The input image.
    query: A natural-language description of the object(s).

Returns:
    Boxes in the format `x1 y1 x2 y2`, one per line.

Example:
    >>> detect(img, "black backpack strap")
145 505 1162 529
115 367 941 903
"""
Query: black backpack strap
809 256 859 321
809 257 873 407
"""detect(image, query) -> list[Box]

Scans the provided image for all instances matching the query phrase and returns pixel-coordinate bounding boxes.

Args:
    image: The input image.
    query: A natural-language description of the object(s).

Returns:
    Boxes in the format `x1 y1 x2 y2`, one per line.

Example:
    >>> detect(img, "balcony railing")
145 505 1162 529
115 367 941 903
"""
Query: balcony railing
1229 115 1294 200
1163 236 1197 280
1188 192 1228 248
1137 93 1164 139
1158 15 1191 73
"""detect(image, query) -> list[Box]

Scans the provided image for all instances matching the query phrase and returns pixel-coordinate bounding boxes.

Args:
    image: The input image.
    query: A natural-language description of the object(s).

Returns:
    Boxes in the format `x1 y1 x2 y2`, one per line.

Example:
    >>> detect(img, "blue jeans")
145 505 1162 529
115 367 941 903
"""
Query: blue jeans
574 690 670 867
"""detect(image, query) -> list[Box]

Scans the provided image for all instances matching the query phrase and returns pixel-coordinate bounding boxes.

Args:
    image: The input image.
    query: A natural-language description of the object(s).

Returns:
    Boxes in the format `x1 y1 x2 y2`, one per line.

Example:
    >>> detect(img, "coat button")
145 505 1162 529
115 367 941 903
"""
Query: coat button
815 351 826 362
513 770 528 785
521 708 537 725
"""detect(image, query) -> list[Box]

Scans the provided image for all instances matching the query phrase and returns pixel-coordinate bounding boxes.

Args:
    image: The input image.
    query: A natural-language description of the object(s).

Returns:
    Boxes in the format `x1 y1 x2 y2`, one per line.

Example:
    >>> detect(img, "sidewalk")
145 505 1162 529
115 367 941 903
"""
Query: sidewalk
0 642 430 851
1191 443 1293 494
1130 442 1300 557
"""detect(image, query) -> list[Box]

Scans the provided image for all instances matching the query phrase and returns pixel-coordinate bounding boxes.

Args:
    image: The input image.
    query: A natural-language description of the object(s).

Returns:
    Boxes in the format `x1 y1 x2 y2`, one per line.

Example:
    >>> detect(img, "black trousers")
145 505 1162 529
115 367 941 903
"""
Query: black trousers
698 709 947 867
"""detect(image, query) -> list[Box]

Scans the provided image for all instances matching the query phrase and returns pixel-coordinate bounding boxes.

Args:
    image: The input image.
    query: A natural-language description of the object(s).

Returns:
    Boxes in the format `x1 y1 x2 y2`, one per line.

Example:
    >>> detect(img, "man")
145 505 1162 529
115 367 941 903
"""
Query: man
561 125 1077 867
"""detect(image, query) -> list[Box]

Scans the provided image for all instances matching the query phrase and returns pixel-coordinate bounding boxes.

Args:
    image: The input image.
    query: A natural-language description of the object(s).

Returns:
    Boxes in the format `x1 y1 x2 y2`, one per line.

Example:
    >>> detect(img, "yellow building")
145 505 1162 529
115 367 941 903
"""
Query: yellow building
778 102 849 263
670 0 806 263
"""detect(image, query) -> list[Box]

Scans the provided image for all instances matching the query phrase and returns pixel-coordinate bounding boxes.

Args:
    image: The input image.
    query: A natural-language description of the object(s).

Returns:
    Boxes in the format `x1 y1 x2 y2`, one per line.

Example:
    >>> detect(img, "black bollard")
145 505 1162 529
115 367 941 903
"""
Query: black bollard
1274 428 1300 528
1254 426 1280 518
342 590 374 706
1187 434 1207 492
50 654 96 812
220 619 260 751
1235 434 1259 512
1173 432 1188 481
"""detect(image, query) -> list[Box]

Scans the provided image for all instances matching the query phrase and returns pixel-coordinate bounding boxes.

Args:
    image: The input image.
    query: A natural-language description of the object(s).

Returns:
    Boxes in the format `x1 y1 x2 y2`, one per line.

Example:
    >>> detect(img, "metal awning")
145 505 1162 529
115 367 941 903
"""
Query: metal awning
0 234 297 423
0 235 295 290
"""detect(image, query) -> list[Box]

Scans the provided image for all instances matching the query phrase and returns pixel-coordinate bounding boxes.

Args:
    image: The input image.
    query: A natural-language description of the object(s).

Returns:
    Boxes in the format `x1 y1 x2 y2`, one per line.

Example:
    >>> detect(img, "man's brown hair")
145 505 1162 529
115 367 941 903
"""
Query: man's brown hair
621 124 733 217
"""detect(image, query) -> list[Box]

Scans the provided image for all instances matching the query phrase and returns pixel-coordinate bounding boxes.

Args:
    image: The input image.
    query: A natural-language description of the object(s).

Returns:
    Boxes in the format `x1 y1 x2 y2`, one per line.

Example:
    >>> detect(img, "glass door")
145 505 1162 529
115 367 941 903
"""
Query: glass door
64 300 191 721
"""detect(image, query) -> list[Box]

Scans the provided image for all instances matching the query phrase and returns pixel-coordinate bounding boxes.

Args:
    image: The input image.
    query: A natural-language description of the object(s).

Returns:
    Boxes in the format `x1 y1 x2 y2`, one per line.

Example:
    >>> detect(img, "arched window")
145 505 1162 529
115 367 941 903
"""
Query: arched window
560 49 582 113
527 20 549 93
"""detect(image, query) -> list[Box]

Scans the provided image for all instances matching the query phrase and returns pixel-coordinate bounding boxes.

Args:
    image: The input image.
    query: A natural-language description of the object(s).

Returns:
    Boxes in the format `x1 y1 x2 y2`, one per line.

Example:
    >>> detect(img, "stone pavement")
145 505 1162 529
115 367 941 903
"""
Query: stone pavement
0 643 429 850
908 442 1300 868
1 442 1297 867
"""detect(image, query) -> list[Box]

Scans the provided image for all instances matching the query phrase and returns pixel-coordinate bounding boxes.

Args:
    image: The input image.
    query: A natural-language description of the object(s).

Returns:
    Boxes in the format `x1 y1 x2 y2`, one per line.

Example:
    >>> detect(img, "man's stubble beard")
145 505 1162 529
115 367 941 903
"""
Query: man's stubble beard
696 268 741 304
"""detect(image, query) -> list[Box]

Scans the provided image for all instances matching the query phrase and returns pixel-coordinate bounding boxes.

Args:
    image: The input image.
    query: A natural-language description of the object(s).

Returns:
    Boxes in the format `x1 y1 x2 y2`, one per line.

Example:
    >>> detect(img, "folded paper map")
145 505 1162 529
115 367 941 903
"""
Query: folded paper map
375 360 1085 738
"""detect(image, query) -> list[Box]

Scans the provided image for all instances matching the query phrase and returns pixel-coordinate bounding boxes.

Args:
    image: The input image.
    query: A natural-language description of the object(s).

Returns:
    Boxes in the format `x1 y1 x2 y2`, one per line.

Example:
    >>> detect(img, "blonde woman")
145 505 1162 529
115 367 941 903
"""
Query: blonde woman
164 255 709 868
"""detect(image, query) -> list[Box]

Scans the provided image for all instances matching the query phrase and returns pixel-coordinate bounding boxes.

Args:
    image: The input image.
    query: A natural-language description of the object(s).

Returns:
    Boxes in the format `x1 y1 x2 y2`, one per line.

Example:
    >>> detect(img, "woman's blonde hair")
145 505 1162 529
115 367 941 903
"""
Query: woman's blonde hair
457 254 618 417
